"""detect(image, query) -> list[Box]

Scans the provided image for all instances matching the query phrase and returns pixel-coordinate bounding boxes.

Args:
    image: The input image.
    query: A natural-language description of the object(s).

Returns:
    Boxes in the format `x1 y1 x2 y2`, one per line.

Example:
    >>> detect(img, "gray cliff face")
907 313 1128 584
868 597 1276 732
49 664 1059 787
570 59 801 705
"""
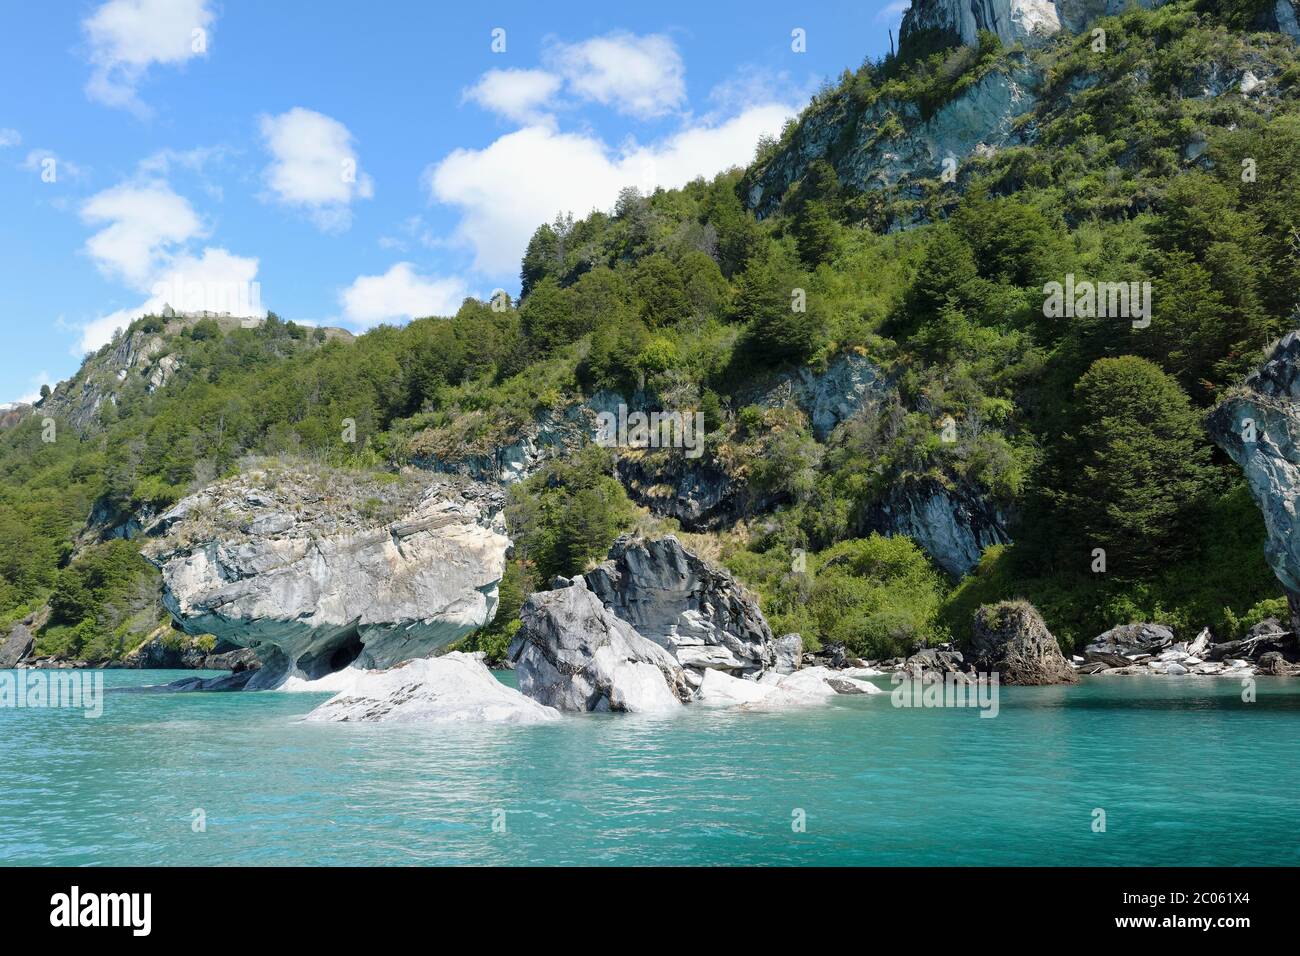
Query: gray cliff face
414 400 602 484
620 352 891 528
584 535 775 676
747 65 1038 219
509 577 693 712
508 535 775 711
141 467 510 689
751 352 891 441
900 0 1067 52
864 478 1011 577
1209 331 1300 624
39 329 177 433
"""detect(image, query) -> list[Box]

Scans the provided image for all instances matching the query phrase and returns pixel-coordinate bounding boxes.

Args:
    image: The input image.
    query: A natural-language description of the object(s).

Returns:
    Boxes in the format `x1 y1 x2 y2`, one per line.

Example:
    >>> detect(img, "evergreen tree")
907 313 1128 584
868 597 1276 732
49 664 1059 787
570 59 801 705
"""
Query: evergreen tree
1052 356 1214 575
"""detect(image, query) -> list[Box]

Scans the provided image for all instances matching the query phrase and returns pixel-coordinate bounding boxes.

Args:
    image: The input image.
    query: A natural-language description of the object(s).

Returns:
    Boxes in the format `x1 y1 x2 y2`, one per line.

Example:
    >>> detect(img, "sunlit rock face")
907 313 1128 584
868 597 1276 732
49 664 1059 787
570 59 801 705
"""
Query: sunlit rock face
302 653 561 724
584 535 774 677
142 467 510 689
1209 331 1300 630
509 576 694 713
899 0 1064 52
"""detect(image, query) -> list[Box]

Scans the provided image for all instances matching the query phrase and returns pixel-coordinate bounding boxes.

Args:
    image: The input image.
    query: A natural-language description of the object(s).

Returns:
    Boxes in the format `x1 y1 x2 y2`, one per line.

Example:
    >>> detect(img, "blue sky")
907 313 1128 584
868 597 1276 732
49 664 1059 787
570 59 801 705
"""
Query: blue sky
0 0 904 404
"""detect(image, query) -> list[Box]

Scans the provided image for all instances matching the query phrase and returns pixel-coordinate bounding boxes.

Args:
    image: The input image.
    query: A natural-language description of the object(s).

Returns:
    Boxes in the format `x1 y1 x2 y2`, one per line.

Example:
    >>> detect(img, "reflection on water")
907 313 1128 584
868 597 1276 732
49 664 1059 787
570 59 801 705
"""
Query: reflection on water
1 669 1298 865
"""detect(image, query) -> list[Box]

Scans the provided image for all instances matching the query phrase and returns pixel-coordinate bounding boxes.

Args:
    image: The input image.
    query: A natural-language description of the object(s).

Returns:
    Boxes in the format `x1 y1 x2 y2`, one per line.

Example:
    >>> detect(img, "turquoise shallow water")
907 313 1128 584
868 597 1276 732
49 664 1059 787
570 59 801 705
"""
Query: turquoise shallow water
1 668 1298 866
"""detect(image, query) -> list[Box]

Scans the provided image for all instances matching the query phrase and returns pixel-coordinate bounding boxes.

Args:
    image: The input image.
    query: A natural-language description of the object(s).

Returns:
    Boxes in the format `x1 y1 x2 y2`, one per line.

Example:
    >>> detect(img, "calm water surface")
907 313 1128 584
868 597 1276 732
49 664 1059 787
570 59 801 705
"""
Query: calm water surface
1 668 1297 865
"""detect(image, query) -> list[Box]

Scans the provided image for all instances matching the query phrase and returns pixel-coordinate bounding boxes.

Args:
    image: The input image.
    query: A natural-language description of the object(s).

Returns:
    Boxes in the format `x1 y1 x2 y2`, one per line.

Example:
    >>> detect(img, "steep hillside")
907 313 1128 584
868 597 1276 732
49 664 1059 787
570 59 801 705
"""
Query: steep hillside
3 0 1298 665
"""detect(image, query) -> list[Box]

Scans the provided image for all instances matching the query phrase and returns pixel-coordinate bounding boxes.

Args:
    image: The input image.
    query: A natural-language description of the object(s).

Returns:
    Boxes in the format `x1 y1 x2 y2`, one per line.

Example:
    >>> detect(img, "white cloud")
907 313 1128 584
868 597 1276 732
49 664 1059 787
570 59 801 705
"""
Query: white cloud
82 0 215 114
21 149 85 181
548 32 686 118
339 262 469 327
464 69 563 124
424 103 794 276
81 181 204 288
0 129 19 148
12 370 52 405
259 108 373 232
74 247 263 355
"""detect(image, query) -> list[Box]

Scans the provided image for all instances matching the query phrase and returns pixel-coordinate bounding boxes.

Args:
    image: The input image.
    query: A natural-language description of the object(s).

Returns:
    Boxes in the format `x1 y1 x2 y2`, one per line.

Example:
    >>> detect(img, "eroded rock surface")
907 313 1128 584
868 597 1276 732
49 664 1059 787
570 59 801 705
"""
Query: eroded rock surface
584 535 774 676
865 478 1010 576
303 652 560 724
1209 331 1300 634
142 467 510 689
509 577 693 713
971 600 1076 684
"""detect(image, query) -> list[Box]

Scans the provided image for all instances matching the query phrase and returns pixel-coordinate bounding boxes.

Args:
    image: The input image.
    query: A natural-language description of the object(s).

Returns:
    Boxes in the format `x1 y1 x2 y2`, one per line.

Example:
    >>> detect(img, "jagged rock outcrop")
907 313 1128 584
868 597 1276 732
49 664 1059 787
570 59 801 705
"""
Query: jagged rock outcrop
303 652 561 723
141 467 510 689
774 634 803 674
413 400 602 484
119 626 260 671
0 622 34 668
864 477 1010 576
899 0 1103 54
507 535 781 711
1209 331 1300 634
1084 622 1174 666
747 64 1037 219
509 577 693 712
971 600 1076 684
40 327 174 433
0 402 31 431
584 535 775 677
752 352 890 441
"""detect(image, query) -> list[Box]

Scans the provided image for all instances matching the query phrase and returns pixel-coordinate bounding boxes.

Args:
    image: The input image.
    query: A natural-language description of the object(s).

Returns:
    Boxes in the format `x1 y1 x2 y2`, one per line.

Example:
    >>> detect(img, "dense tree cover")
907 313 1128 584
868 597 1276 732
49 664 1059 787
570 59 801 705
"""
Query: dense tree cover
1 2 1295 659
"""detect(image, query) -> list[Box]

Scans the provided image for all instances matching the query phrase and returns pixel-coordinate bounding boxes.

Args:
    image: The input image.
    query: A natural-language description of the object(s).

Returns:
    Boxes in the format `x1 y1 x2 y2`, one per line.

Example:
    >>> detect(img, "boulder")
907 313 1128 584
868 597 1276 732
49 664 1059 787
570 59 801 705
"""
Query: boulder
0 623 34 668
303 653 561 724
142 468 510 689
508 578 692 713
1085 623 1174 663
583 534 774 676
123 628 211 669
774 634 803 675
971 601 1077 685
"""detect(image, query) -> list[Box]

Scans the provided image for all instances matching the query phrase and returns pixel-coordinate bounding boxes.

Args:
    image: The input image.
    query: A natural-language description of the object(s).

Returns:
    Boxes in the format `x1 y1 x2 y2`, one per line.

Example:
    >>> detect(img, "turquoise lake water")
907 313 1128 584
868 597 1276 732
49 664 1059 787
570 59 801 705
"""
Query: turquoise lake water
2 668 1298 866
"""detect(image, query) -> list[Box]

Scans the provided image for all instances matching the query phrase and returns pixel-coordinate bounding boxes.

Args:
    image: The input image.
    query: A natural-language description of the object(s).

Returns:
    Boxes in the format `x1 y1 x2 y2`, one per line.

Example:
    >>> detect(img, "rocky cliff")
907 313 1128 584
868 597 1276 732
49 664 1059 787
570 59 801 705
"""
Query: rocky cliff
747 0 1300 223
898 0 1300 52
584 535 775 676
1208 330 1300 630
141 466 510 688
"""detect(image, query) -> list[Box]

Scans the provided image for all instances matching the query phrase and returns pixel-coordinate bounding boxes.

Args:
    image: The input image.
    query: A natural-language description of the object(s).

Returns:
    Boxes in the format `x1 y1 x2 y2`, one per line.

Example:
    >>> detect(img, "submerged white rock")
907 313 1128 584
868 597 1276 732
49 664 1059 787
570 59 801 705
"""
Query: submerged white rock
696 665 884 710
303 652 560 724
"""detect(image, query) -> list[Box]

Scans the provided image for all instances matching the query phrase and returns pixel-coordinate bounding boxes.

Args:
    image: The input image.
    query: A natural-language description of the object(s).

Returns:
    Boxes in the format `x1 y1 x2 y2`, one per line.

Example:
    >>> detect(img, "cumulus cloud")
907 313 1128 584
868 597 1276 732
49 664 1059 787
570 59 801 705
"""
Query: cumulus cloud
339 262 469 327
259 108 373 232
75 175 263 354
82 0 215 114
425 103 793 275
547 32 686 119
463 69 563 124
81 181 204 287
0 129 19 148
12 370 53 406
74 247 263 355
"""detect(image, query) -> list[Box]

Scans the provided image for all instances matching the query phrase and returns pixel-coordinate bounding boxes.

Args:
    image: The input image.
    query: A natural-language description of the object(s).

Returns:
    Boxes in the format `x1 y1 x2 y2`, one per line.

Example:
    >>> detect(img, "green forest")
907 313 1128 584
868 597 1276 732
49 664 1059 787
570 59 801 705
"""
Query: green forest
2 1 1296 663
